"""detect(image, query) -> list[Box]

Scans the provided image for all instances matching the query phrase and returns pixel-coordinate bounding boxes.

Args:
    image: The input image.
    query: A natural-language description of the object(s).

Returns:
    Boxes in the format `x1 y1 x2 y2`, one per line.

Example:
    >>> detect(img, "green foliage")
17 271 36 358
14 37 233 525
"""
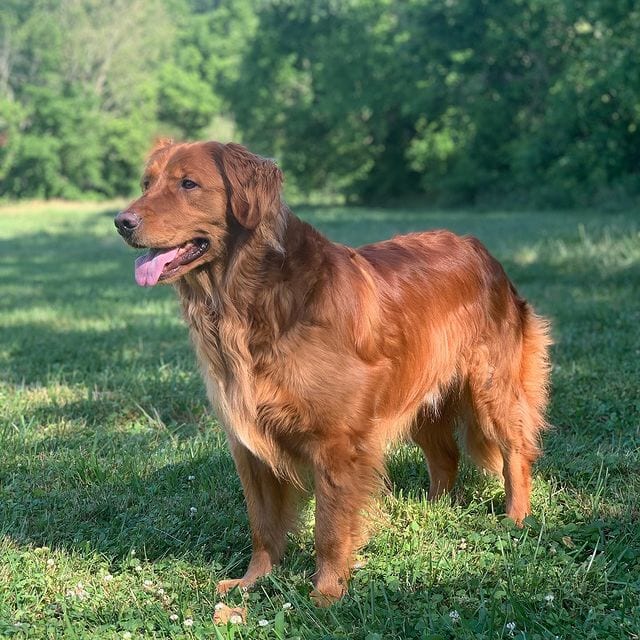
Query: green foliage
1 0 640 204
228 0 640 205
0 0 170 198
157 61 221 136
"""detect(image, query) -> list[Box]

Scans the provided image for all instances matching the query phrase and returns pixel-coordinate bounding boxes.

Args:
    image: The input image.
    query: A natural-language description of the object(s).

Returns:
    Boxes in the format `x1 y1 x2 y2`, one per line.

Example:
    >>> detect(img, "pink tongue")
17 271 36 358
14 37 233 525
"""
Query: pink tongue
134 248 180 287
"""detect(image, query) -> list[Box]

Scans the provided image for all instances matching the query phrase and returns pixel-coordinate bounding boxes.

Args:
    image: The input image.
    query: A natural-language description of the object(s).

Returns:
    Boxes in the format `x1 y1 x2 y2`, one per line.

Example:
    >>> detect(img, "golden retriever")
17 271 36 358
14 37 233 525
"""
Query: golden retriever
115 140 551 604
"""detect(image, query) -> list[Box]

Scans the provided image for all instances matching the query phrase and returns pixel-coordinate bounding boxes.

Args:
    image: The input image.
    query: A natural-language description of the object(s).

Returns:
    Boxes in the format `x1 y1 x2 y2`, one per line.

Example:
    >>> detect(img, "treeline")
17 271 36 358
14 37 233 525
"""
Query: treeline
2 0 639 206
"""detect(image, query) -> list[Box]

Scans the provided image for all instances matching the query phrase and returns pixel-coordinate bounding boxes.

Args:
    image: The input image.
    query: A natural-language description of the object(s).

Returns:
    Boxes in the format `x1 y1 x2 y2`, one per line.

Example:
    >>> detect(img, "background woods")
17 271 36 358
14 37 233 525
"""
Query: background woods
1 0 640 206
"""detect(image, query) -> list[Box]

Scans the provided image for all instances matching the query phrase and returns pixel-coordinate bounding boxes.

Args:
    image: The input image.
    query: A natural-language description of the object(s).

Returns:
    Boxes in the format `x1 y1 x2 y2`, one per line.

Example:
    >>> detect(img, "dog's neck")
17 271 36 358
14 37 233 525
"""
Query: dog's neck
174 204 333 465
176 204 331 355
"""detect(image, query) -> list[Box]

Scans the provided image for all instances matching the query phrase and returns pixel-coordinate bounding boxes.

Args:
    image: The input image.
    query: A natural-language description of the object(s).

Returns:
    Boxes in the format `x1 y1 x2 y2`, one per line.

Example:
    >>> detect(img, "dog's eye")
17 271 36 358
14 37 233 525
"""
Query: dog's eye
181 179 198 190
142 180 150 192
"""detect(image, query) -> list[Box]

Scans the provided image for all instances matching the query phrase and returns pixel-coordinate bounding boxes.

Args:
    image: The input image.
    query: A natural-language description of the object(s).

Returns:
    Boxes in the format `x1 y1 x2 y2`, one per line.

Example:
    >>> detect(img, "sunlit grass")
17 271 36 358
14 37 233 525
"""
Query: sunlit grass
1 203 639 638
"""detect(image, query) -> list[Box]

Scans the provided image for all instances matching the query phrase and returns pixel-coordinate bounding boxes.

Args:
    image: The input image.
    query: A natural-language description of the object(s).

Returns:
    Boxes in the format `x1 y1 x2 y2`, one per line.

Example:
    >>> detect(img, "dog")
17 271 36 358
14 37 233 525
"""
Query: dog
115 140 551 604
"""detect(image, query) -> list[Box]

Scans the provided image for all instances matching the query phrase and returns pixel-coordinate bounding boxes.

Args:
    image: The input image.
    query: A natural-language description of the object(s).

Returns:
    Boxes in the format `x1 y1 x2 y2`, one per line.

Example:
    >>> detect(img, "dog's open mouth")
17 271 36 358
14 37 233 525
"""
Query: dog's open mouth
134 238 210 287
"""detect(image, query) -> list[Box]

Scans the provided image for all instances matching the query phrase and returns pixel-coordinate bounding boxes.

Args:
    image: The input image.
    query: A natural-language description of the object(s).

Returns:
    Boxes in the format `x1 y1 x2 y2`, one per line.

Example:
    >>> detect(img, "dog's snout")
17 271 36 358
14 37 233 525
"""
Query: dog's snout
114 210 141 236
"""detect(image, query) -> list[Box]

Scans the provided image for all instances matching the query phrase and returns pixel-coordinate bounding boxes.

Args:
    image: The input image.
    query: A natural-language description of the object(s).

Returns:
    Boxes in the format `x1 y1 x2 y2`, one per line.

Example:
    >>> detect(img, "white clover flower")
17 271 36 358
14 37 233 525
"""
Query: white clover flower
188 475 195 481
169 613 178 621
184 617 194 627
230 614 243 624
545 593 555 603
157 588 165 595
130 549 136 556
189 507 198 516
68 582 88 600
46 558 55 567
449 610 460 621
258 619 269 627
506 621 516 635
134 565 142 573
122 633 132 640
103 574 114 582
143 579 153 587
282 602 292 610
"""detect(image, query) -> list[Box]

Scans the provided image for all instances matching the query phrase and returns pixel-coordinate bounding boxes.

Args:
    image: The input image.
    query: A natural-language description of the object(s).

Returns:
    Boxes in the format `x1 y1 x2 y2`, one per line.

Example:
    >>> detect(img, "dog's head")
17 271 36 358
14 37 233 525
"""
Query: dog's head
115 140 283 287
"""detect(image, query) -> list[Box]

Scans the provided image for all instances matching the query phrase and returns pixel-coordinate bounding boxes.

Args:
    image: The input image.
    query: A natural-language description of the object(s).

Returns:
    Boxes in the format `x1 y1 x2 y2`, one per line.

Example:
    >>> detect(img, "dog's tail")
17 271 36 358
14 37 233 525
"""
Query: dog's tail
516 300 553 460
463 297 551 476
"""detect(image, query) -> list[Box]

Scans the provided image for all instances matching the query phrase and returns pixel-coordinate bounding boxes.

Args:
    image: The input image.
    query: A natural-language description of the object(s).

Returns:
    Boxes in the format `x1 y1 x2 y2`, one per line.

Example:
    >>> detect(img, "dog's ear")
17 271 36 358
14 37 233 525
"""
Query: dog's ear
210 142 283 230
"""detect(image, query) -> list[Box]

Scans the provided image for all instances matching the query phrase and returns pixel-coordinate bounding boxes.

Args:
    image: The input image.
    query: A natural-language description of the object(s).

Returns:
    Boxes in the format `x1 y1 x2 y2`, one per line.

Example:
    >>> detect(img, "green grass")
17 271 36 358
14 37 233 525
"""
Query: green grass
1 201 639 639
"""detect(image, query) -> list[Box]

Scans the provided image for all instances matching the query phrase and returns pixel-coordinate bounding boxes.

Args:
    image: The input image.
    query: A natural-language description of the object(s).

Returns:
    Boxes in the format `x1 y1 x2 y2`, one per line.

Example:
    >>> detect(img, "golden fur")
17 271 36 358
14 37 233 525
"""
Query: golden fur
116 140 551 604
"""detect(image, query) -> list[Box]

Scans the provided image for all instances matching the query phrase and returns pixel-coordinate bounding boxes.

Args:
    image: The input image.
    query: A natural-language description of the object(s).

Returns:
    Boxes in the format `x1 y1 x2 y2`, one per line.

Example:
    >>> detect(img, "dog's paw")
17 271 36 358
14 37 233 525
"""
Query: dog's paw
216 578 249 595
310 588 342 608
309 578 347 607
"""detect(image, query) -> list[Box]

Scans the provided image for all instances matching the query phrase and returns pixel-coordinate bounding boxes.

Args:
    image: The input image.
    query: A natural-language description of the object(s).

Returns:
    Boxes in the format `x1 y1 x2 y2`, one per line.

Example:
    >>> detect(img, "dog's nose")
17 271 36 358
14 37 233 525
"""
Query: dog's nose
114 210 141 236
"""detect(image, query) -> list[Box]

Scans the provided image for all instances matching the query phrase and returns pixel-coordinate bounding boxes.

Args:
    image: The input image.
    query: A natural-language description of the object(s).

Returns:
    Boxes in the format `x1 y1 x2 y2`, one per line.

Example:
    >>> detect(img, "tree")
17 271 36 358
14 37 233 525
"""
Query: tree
0 0 173 198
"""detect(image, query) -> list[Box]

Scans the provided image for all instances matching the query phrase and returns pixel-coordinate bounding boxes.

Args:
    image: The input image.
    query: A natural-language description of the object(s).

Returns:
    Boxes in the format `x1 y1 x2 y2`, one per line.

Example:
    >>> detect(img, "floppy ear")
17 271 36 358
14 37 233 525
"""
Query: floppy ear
210 142 283 230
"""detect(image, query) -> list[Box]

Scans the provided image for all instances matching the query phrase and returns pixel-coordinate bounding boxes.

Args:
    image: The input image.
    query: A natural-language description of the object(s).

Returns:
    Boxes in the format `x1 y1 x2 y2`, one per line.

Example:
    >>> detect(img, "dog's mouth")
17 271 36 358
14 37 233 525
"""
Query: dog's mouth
134 238 210 287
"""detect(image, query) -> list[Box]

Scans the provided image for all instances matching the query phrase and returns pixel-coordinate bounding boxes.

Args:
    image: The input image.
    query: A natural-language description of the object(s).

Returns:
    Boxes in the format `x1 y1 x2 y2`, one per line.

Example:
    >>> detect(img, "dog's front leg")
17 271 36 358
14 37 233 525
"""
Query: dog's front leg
311 451 379 606
217 437 300 594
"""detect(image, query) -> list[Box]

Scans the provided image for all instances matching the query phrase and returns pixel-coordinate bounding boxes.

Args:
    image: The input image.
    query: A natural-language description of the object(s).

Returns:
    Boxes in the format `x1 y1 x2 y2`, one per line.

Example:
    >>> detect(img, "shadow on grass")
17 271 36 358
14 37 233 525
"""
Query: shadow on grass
0 317 202 427
2 377 638 640
0 441 244 563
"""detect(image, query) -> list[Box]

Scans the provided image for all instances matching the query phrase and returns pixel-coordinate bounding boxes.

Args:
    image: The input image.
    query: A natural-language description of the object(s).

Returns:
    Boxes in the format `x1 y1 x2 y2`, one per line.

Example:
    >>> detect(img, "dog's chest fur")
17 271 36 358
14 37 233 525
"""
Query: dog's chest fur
176 272 333 476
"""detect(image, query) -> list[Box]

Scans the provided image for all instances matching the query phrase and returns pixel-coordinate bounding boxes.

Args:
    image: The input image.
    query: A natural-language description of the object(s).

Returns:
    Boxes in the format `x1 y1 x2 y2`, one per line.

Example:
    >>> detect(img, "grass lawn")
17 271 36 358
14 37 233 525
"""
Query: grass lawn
1 201 639 639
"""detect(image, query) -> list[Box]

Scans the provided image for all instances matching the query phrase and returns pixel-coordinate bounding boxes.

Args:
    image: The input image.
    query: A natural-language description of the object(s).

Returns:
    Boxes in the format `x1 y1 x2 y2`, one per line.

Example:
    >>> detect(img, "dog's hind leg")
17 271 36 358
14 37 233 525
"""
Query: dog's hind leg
484 394 538 524
217 436 301 594
411 399 460 500
466 367 546 523
462 372 534 524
